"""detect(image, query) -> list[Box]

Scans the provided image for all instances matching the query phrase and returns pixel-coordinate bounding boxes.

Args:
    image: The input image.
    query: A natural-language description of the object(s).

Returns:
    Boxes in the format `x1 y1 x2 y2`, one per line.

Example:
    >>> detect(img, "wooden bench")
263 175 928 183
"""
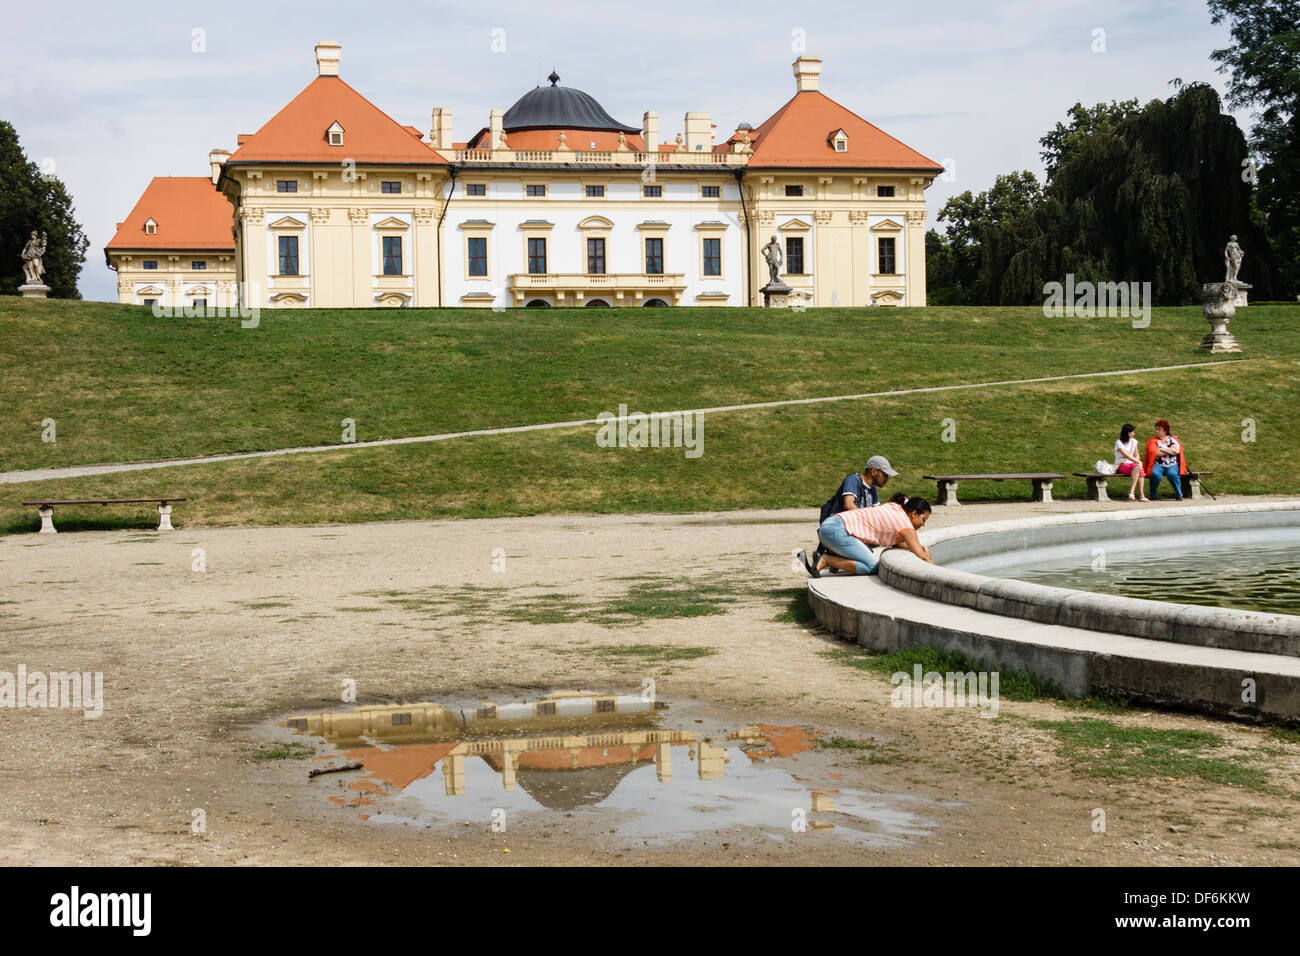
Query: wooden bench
922 473 1066 507
1073 472 1213 503
21 498 186 534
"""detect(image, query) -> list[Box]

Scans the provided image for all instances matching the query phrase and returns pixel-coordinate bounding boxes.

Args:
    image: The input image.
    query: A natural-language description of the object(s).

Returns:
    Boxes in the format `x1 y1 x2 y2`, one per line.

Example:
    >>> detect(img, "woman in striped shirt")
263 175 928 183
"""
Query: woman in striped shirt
799 497 935 577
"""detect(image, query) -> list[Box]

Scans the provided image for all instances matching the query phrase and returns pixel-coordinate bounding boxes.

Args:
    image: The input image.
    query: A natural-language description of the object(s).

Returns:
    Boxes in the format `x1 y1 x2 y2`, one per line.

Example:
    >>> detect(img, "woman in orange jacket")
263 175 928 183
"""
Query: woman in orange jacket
1144 419 1188 500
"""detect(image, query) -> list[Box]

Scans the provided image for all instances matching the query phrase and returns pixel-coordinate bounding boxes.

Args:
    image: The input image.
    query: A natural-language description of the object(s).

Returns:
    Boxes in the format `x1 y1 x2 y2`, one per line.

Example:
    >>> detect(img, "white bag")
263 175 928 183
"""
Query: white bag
1095 460 1116 475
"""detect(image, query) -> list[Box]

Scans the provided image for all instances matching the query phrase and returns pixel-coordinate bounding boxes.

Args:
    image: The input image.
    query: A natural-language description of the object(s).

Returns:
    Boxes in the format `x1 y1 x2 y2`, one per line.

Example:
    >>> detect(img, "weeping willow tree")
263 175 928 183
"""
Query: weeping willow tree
931 84 1276 305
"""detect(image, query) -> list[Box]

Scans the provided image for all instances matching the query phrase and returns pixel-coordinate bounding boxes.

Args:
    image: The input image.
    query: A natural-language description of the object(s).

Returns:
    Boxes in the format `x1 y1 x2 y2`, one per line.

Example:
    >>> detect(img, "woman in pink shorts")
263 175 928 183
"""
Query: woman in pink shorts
1114 423 1149 501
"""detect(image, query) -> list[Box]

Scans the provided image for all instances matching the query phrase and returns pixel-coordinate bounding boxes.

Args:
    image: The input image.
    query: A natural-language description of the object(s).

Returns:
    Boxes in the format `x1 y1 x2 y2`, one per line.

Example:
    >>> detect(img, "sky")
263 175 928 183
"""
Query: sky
0 0 1252 302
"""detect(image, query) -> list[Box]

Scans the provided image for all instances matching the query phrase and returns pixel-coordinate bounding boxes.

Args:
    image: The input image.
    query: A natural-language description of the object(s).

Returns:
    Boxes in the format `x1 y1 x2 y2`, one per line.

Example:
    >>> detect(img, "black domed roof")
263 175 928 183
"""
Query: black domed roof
503 72 640 133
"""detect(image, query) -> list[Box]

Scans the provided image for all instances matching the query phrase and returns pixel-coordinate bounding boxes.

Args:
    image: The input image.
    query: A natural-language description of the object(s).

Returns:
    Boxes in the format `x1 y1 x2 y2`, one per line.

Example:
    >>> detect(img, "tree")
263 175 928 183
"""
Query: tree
1208 0 1300 296
0 120 89 297
934 171 1042 304
927 85 1273 305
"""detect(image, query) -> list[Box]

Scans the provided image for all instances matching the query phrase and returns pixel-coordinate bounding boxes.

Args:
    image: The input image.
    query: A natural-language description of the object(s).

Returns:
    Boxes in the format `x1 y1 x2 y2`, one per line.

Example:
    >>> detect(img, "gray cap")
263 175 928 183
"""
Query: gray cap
865 455 899 476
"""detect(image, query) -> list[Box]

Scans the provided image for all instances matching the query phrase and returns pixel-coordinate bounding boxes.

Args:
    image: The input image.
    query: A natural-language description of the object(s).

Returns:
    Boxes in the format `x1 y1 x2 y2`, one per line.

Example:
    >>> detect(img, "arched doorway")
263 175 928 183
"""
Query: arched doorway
585 299 610 307
526 299 551 308
643 298 668 307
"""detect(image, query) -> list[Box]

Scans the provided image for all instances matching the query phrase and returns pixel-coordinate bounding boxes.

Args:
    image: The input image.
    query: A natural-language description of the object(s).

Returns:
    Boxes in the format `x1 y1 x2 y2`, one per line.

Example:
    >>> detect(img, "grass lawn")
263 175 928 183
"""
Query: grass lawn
2 298 1297 532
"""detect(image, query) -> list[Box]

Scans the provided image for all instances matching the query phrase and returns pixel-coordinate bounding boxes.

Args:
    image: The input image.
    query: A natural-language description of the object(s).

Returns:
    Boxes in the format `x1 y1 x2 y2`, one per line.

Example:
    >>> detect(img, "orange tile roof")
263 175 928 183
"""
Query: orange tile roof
746 90 943 171
105 177 234 252
226 76 447 165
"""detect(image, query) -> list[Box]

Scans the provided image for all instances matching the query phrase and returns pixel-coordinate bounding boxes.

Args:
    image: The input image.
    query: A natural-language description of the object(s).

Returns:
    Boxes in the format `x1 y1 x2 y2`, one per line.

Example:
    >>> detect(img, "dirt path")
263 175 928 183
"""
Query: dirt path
1 496 1297 866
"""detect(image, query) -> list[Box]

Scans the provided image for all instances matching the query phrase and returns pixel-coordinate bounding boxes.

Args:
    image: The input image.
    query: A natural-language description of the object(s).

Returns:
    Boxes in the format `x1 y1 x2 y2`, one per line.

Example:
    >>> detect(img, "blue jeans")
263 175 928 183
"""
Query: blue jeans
1150 463 1183 499
817 515 879 575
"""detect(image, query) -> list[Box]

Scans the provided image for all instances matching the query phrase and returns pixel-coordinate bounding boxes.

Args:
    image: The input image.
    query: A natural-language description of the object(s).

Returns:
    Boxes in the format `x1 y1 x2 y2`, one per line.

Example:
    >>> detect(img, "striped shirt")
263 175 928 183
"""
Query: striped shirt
836 502 913 548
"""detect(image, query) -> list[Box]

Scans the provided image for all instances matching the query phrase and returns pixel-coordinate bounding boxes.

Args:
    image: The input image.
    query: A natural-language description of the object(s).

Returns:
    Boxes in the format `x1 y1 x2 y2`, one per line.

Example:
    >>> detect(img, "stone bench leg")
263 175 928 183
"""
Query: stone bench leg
1032 479 1054 503
157 503 174 532
38 506 56 534
935 480 959 506
1186 476 1202 500
1085 476 1109 502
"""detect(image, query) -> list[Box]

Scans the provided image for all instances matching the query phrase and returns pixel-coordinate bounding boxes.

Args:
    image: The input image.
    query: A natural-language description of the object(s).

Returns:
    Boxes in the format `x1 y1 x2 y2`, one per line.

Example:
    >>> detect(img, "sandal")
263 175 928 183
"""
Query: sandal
796 549 820 578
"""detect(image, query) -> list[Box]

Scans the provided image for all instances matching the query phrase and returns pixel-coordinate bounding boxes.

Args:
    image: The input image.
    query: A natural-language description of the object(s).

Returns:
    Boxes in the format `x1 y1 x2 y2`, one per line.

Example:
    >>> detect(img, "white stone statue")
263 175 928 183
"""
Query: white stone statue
1225 235 1244 283
21 231 47 285
761 234 782 284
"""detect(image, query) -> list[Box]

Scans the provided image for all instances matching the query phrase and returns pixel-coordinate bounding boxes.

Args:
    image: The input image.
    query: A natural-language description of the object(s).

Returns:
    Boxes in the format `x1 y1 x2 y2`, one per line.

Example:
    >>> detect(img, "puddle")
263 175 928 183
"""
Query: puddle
275 690 945 847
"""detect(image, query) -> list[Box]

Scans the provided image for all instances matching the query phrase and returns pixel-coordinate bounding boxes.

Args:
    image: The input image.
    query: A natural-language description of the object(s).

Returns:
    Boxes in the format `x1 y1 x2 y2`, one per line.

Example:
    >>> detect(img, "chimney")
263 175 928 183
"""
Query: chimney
208 148 231 185
315 41 341 77
642 110 658 153
684 111 712 153
430 108 453 149
793 56 822 92
489 109 504 150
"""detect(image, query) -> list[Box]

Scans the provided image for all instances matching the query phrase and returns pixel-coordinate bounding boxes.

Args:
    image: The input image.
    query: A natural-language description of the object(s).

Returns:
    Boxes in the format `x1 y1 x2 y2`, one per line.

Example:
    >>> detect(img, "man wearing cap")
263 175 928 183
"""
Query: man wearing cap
804 456 899 572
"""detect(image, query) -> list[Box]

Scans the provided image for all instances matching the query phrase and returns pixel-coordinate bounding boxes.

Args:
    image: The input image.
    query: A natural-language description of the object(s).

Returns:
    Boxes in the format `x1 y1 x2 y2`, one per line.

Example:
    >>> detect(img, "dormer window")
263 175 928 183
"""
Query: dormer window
327 121 344 147
144 218 157 235
828 128 849 153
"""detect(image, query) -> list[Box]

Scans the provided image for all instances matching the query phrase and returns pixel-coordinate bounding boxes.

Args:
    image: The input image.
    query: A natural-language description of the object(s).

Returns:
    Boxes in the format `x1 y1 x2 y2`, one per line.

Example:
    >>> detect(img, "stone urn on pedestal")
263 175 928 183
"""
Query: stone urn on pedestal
1199 281 1243 353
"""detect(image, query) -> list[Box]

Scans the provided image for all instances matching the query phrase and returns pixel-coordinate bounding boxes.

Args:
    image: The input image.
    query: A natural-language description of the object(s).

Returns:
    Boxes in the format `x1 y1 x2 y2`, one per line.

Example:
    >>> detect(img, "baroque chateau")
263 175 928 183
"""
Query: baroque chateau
105 42 942 310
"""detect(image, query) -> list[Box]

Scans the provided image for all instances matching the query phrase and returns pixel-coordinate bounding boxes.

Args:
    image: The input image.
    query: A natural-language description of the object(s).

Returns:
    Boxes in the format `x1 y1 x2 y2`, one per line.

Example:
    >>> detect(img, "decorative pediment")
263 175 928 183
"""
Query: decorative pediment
136 285 165 296
578 215 614 230
374 292 411 308
268 215 307 230
871 218 904 232
778 217 811 232
693 221 728 231
871 289 904 306
269 291 309 306
372 217 410 230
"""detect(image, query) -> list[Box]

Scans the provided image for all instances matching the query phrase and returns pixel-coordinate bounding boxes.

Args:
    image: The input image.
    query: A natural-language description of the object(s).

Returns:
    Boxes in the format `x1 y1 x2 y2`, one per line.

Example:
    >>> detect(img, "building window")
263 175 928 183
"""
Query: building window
383 236 403 275
277 180 298 193
786 237 804 275
585 185 605 198
701 185 720 198
784 184 803 197
596 698 616 713
381 181 402 194
876 185 895 197
278 236 299 275
329 131 343 146
878 237 896 274
467 237 487 276
192 298 207 309
144 219 157 235
526 184 547 197
142 260 158 270
142 298 157 307
587 237 606 274
192 261 206 270
528 237 547 274
643 185 662 198
702 237 721 276
465 184 487 197
645 237 663 275
834 140 847 152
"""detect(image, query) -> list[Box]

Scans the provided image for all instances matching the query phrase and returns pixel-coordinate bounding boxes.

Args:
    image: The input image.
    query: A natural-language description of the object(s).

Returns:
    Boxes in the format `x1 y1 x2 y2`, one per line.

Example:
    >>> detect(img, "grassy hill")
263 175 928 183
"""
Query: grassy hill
1 298 1296 532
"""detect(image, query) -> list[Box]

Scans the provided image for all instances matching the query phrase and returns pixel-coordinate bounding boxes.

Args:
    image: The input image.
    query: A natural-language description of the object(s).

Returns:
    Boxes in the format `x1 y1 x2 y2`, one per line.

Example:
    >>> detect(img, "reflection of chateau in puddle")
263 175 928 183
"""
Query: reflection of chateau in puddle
281 691 942 846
